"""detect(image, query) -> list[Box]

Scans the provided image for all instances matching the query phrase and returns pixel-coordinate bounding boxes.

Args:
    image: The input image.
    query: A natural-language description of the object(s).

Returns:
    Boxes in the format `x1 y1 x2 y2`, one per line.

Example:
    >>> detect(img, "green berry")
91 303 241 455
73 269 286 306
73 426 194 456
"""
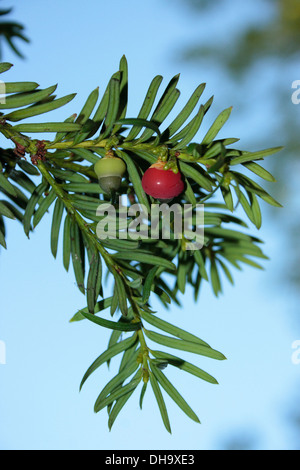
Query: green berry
94 156 126 194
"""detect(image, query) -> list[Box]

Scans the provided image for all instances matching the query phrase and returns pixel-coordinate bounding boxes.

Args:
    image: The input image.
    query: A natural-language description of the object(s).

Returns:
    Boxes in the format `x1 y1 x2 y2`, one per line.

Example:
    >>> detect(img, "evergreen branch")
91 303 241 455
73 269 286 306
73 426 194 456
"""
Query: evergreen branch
0 56 283 431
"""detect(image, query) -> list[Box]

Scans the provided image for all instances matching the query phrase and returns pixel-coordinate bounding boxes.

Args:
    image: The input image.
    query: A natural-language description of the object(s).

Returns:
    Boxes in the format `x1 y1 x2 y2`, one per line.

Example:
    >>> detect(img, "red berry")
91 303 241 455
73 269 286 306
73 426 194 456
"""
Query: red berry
142 161 184 202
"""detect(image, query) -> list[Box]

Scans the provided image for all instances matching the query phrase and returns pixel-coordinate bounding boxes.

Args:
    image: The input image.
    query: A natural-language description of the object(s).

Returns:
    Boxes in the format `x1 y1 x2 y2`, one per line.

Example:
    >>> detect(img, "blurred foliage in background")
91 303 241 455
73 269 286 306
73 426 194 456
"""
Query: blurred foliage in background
0 4 29 59
180 0 300 74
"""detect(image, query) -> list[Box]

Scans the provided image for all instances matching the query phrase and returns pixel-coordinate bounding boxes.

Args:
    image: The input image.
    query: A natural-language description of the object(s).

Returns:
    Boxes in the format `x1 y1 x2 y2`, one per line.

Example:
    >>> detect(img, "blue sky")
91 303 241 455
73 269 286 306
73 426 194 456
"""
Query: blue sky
0 0 299 450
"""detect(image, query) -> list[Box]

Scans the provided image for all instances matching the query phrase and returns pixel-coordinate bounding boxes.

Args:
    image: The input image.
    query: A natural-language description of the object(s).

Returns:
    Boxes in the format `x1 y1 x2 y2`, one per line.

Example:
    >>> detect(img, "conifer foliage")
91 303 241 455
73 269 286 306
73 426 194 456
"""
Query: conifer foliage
0 56 282 432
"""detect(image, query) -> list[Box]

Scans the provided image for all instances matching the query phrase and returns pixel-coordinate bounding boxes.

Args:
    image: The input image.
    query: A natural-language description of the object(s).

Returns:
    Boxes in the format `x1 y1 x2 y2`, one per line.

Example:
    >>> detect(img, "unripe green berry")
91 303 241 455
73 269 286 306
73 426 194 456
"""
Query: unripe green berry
94 156 126 194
